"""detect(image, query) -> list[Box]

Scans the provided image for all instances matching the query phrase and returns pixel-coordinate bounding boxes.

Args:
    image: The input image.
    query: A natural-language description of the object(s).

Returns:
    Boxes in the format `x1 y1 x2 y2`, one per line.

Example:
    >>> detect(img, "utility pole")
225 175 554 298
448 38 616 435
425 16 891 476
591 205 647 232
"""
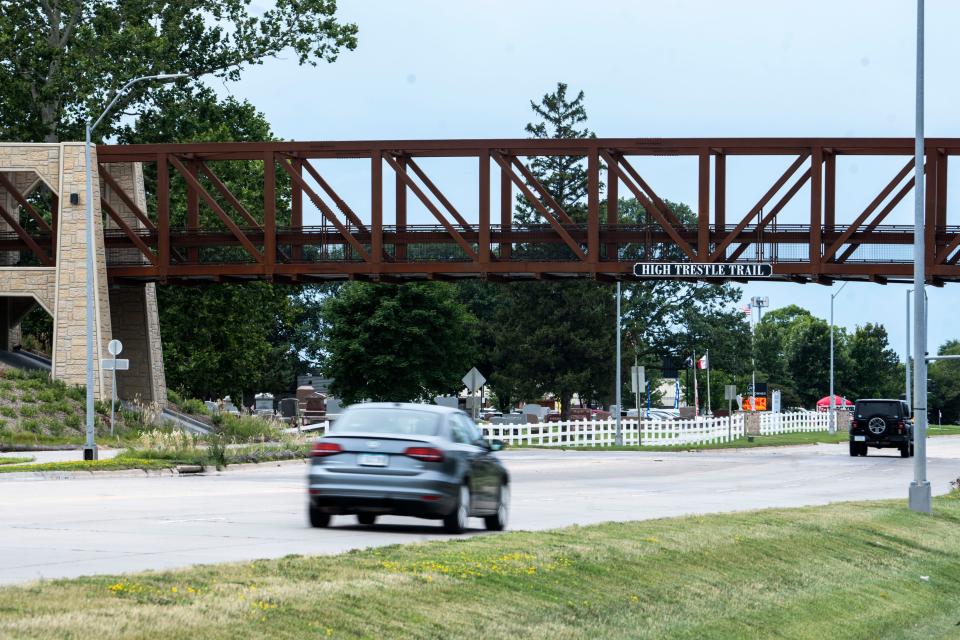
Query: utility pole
829 281 849 434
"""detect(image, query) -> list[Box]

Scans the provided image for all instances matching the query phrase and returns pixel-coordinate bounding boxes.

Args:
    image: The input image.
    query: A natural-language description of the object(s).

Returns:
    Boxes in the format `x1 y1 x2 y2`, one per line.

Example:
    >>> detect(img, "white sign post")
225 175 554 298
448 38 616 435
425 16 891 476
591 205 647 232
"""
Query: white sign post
724 384 737 440
462 367 486 420
102 339 128 436
630 365 645 414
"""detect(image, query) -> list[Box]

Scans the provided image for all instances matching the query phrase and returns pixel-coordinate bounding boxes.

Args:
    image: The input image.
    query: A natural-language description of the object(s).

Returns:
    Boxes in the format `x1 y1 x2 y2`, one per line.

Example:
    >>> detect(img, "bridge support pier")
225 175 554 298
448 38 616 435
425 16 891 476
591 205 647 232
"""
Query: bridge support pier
0 143 166 405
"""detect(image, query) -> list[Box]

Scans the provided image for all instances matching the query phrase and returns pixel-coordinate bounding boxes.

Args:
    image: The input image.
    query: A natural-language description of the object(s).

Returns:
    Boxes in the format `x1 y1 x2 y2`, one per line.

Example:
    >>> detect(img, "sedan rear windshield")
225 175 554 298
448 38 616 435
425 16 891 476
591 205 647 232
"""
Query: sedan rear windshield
855 401 901 419
332 408 441 436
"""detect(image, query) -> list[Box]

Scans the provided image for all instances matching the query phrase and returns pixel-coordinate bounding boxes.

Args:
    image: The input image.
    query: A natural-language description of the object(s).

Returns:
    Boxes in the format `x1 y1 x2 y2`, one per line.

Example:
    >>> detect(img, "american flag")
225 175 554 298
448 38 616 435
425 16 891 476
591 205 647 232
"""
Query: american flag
740 304 752 318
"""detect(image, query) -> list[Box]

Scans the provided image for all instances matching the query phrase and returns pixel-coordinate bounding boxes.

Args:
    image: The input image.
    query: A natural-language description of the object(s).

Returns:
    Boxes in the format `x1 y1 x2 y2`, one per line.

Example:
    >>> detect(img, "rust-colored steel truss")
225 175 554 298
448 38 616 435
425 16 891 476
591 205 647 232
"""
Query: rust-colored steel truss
84 138 960 284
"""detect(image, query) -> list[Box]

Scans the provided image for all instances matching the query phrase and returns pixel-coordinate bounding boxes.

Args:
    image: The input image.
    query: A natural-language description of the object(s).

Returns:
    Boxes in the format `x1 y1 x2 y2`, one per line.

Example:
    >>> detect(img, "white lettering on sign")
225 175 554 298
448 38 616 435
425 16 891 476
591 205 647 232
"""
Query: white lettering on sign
633 263 774 279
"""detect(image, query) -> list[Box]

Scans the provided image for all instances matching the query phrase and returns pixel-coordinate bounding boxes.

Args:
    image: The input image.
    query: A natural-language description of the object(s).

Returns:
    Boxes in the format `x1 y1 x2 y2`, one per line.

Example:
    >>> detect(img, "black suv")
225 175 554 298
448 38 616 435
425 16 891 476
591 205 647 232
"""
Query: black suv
849 399 914 458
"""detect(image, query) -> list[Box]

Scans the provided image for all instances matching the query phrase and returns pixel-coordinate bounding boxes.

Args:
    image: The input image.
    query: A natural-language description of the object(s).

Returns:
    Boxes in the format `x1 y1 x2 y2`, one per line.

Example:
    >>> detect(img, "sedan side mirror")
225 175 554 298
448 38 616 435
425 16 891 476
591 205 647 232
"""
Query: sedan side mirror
489 439 505 452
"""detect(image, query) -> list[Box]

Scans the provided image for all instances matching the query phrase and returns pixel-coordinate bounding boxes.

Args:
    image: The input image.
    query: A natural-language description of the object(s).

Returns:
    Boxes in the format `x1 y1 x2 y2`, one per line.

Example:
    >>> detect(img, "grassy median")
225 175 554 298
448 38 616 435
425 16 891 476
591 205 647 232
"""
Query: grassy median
1 492 959 639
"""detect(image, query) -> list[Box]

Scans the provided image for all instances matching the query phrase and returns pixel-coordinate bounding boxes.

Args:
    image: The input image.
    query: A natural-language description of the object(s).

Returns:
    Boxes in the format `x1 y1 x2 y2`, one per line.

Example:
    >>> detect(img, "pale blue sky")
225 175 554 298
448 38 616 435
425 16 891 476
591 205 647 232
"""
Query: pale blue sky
217 0 960 360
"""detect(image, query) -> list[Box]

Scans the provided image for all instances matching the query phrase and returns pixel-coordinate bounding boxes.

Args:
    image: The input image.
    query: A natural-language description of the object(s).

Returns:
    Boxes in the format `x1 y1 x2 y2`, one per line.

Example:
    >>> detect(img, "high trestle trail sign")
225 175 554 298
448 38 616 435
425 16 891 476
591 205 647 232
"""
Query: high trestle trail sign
633 263 774 279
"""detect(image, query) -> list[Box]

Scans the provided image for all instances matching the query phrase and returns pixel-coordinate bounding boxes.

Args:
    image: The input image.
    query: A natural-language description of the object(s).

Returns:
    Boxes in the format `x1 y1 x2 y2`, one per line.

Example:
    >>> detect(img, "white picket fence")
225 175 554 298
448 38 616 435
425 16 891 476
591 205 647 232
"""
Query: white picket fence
479 410 830 448
759 411 831 435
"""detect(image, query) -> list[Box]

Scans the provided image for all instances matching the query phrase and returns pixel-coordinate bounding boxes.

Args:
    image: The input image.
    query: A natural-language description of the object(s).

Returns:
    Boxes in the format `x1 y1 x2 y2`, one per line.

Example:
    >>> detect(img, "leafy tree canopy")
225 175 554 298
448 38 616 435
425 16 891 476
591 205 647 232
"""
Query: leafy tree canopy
0 0 357 142
319 282 476 405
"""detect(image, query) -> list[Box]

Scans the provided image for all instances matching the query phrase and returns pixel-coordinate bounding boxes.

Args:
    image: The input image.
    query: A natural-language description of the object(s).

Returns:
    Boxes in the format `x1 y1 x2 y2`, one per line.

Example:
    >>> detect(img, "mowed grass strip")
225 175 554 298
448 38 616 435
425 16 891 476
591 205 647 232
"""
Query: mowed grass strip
2 493 960 639
0 458 177 473
0 456 32 466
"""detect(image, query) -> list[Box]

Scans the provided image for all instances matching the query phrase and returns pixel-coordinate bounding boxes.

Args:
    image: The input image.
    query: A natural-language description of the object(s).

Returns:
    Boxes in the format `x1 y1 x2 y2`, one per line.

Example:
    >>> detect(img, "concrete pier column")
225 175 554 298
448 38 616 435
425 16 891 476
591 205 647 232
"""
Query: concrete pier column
101 161 167 406
50 143 114 401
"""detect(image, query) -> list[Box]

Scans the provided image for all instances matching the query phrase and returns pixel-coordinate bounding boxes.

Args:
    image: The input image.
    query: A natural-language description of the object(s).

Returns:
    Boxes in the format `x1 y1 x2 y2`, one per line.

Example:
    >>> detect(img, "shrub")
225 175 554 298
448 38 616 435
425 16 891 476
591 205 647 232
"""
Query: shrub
38 387 65 403
19 405 38 418
21 418 42 434
206 434 228 470
45 418 64 438
218 414 281 442
180 398 209 416
0 406 15 419
94 400 111 415
20 393 36 404
66 385 85 403
64 413 81 430
167 388 184 406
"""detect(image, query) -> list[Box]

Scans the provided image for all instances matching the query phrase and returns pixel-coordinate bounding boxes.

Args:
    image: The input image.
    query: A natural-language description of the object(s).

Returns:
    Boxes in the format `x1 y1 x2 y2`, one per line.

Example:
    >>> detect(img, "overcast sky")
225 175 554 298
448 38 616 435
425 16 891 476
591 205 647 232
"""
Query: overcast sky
217 0 960 362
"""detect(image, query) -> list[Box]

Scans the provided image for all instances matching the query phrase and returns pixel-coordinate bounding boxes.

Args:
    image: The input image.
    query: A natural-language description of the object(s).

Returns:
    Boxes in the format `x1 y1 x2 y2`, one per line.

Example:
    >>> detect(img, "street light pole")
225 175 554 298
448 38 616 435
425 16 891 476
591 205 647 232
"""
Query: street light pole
82 73 188 461
615 281 623 445
909 0 931 514
749 296 769 411
828 281 849 434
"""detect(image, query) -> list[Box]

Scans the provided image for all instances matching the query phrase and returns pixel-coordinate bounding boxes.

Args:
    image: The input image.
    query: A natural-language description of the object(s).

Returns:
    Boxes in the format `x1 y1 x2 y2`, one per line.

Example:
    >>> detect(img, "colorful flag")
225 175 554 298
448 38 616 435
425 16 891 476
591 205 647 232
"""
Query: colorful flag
697 353 709 370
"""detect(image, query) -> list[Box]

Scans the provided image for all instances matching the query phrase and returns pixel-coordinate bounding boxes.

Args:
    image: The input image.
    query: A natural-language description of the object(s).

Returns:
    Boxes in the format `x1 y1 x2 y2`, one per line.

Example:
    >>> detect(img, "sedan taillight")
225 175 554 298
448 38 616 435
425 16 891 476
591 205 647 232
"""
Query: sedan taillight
404 446 444 463
311 441 342 457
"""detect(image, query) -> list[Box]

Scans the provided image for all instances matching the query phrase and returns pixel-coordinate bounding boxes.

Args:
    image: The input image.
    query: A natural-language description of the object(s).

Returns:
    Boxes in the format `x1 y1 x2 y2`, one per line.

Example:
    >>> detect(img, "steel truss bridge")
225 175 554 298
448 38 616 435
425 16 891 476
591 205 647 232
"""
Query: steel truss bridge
15 138 960 285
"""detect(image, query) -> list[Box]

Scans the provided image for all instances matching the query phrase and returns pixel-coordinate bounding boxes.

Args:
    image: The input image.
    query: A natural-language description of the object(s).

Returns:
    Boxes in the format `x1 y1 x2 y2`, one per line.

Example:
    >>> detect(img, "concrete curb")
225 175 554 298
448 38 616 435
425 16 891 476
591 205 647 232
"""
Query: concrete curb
0 457 309 481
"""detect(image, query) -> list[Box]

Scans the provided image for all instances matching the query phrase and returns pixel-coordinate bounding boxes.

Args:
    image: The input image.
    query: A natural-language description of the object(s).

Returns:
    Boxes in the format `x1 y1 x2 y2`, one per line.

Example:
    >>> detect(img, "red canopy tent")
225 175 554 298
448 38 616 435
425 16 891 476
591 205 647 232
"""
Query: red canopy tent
816 395 854 412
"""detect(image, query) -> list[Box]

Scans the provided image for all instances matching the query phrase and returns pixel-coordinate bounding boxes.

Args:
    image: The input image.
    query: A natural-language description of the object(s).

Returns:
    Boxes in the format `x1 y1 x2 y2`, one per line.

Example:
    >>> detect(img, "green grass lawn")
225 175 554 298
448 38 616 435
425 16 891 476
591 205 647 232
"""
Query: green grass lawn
1 492 959 639
0 455 32 466
0 458 178 473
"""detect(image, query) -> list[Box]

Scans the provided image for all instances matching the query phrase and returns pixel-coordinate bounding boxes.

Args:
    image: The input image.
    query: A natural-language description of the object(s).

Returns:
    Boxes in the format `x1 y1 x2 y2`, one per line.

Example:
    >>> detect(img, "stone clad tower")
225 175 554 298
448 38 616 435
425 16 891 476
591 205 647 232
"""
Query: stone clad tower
0 142 166 405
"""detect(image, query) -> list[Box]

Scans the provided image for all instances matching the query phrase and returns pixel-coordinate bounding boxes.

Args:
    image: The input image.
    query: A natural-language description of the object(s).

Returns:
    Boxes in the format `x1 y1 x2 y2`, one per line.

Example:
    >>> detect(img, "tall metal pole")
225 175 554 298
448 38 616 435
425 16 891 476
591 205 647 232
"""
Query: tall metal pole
906 289 912 408
81 73 188 462
829 281 848 434
909 0 931 514
615 281 623 445
82 123 97 460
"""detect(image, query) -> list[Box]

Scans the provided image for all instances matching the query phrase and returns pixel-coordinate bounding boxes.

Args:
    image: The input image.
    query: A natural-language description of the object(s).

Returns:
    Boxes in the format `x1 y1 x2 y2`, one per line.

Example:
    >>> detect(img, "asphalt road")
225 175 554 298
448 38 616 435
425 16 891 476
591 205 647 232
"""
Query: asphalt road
1 438 959 586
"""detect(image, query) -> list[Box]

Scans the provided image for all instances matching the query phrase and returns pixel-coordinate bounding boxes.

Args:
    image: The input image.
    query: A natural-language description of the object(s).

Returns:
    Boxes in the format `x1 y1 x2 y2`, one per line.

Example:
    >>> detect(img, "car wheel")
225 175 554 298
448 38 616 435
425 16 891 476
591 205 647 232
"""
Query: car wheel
910 443 916 457
849 441 859 457
900 445 910 458
859 444 868 456
484 483 509 531
309 506 331 528
443 484 470 534
357 513 377 526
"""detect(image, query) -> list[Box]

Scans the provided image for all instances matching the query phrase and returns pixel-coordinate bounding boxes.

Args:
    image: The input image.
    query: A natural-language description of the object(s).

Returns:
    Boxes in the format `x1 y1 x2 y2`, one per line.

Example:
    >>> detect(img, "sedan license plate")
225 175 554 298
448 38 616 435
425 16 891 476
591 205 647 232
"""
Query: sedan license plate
357 453 388 467
854 435 866 442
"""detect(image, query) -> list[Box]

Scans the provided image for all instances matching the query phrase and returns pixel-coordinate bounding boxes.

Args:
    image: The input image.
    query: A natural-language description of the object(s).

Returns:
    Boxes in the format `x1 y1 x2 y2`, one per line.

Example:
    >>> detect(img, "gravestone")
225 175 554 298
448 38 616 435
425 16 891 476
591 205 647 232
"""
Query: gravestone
254 392 274 416
279 397 299 419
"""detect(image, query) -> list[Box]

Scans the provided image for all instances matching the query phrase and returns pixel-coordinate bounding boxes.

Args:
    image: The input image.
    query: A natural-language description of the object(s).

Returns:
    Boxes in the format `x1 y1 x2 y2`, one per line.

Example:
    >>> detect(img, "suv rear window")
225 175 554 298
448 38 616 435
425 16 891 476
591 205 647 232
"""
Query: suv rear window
332 408 441 436
854 401 901 419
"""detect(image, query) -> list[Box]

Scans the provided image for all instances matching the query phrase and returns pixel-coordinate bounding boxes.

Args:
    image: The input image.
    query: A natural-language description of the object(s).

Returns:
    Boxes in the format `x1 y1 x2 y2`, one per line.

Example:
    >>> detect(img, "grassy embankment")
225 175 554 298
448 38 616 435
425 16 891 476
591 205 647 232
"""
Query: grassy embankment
1 491 959 639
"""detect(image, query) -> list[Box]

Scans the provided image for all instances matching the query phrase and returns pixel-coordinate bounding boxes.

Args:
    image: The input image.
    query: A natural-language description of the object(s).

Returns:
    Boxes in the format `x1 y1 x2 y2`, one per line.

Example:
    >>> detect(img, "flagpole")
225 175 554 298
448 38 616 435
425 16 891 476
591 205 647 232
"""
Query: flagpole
693 352 699 418
705 350 711 416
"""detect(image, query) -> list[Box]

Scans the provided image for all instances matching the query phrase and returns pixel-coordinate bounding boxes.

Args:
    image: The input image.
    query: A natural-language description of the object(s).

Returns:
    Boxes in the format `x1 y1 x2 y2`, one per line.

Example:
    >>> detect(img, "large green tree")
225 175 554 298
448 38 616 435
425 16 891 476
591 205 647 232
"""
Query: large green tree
846 323 901 399
319 282 476 404
929 340 960 423
0 0 357 142
475 84 615 416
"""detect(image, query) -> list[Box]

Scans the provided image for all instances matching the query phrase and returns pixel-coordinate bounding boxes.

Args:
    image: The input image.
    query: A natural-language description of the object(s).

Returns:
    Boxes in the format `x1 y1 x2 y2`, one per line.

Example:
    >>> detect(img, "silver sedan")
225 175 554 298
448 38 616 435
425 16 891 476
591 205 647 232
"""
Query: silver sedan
307 403 509 533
